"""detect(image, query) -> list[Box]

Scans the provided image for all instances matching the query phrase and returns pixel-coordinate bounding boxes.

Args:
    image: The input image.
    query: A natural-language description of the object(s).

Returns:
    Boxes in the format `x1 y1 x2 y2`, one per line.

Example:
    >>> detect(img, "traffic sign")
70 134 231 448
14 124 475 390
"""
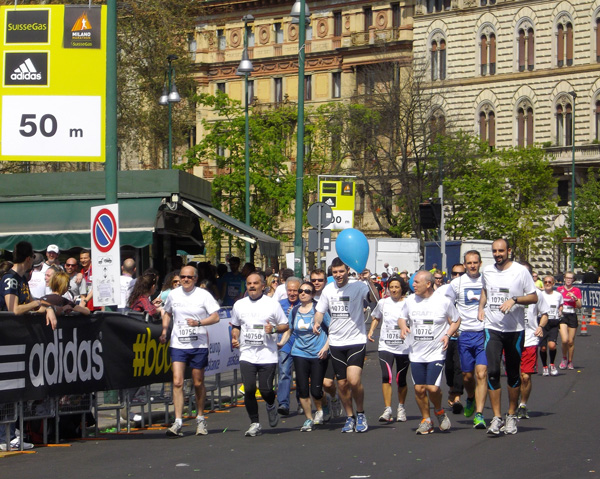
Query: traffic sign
562 237 583 244
92 208 117 253
307 202 334 229
90 204 120 307
318 180 355 231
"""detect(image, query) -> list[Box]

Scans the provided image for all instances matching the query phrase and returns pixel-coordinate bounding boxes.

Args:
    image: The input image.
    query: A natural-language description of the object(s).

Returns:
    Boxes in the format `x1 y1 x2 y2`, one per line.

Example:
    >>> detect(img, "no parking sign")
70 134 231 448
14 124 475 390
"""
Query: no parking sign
91 204 120 306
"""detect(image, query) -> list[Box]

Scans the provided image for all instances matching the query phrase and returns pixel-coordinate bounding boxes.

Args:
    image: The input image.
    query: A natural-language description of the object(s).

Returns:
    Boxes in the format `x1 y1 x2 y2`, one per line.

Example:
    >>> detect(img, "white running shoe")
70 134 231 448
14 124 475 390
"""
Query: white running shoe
166 421 183 437
245 422 262 437
313 409 324 425
196 417 208 435
396 404 407 422
378 407 393 423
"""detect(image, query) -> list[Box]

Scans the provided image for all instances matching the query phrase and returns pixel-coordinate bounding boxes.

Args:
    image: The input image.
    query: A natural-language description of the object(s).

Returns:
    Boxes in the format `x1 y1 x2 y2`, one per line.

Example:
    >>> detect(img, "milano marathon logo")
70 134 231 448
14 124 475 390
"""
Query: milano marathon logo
4 52 48 86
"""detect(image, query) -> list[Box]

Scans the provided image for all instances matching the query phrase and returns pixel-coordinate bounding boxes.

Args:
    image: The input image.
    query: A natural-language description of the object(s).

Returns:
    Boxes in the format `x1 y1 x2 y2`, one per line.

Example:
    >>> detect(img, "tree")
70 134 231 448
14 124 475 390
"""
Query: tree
572 168 600 268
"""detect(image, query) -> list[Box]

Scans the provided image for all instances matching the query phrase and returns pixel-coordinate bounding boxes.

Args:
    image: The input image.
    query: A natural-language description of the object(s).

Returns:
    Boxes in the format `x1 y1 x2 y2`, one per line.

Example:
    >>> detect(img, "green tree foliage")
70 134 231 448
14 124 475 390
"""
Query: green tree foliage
572 168 600 267
443 137 558 260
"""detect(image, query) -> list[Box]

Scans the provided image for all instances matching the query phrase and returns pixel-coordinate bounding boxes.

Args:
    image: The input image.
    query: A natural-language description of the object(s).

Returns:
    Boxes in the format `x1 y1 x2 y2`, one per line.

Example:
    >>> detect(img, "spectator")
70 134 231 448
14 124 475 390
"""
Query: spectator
159 270 181 303
41 244 62 272
128 274 163 321
41 271 90 315
63 257 86 304
118 258 136 312
28 253 46 299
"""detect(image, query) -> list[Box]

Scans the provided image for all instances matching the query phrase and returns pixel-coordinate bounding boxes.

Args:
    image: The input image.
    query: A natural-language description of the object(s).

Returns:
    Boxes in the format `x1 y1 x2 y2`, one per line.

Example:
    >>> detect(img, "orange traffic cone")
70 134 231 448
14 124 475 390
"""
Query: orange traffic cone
590 308 599 326
580 313 588 336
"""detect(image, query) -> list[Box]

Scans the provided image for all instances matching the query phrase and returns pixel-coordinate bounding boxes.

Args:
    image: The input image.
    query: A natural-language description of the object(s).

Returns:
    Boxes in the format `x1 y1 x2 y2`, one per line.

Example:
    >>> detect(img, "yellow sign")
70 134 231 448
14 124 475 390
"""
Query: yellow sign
319 180 356 230
0 5 106 162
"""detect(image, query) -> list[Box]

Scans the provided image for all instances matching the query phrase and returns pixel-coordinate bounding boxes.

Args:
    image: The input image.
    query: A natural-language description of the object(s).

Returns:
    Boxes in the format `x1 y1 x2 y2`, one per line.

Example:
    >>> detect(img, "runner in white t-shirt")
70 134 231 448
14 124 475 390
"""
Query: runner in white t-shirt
160 265 221 438
368 275 411 423
478 239 537 436
399 270 460 434
314 257 377 434
539 276 564 376
230 272 288 437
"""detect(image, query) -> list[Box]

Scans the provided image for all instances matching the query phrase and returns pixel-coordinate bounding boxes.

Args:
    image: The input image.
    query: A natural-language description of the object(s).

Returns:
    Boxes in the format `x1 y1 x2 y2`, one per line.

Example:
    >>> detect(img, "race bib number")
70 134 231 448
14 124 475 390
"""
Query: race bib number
331 296 350 320
489 287 509 311
563 305 574 314
548 305 559 320
244 325 266 345
414 320 434 341
175 321 199 344
384 326 404 346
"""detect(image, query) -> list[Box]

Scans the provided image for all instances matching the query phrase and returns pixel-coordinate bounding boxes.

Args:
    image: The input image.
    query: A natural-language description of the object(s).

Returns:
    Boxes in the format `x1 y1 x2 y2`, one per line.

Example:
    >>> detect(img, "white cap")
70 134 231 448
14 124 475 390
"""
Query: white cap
47 244 59 254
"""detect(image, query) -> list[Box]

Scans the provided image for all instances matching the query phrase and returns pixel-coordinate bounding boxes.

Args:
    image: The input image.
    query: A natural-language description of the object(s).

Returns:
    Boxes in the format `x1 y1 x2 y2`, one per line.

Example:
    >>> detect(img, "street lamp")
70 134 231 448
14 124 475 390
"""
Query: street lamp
237 14 254 263
158 54 181 169
290 0 311 277
569 90 577 271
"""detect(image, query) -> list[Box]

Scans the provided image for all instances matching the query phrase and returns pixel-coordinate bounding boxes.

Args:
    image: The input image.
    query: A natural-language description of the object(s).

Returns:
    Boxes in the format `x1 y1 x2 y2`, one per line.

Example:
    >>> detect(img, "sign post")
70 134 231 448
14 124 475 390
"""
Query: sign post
91 204 120 307
318 177 356 231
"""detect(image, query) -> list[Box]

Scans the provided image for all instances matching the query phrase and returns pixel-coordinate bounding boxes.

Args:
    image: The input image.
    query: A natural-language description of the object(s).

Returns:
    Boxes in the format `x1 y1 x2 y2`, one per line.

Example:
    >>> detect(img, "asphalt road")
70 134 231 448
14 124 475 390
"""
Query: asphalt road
3 329 600 479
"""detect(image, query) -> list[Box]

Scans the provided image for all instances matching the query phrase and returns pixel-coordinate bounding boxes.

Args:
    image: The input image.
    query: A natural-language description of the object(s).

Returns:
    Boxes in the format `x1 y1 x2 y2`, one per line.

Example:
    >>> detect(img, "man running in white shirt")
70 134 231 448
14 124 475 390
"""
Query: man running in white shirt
314 257 377 433
478 239 537 435
230 272 289 437
160 265 221 437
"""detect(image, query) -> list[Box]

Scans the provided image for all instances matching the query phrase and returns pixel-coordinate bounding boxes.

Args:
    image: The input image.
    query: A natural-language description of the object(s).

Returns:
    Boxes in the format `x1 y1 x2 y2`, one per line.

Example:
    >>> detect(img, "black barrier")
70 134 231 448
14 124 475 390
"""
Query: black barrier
0 312 171 403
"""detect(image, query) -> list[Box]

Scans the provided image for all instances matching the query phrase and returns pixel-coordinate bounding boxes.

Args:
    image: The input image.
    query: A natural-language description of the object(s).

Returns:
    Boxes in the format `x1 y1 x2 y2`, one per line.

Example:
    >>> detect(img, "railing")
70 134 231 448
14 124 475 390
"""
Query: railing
544 144 600 165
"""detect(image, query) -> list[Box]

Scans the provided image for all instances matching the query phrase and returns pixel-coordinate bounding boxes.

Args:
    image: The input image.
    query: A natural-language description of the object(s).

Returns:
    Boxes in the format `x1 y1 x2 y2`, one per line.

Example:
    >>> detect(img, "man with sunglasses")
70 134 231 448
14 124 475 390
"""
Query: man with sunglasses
160 265 221 438
445 251 487 429
64 257 87 304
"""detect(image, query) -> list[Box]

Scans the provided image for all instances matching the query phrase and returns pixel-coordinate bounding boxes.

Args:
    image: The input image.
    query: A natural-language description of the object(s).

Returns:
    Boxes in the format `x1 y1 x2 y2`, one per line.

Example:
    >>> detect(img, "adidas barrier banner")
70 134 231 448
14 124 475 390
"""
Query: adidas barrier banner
0 4 106 162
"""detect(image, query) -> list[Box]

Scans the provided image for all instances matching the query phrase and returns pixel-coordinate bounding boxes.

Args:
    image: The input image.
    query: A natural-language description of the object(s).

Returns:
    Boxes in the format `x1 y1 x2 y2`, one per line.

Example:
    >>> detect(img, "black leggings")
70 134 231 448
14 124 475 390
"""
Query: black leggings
484 329 524 390
378 350 410 387
293 355 328 399
239 361 277 423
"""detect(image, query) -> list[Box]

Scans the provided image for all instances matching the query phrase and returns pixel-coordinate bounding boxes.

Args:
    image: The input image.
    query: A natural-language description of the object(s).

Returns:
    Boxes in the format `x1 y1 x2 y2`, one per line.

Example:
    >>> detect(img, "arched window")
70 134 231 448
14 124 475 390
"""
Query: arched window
555 97 573 146
517 21 535 72
480 26 496 75
596 18 600 63
430 33 446 81
517 100 534 147
556 15 574 67
478 104 496 148
429 109 446 144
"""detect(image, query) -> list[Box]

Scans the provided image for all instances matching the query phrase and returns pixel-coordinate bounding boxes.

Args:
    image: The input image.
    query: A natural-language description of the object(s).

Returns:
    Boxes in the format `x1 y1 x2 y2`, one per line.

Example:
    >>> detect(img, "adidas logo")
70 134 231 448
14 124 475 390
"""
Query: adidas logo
10 58 42 81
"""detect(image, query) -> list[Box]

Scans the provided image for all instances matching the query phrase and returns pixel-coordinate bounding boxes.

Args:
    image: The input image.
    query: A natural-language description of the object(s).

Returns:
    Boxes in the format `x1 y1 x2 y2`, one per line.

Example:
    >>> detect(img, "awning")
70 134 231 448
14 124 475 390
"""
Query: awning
182 200 281 257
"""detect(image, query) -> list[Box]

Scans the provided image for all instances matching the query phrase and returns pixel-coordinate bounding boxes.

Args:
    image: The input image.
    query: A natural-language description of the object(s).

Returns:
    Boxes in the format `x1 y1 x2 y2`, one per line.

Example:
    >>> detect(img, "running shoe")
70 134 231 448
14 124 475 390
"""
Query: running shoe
297 405 304 415
277 406 290 416
416 419 434 435
559 358 568 369
355 413 368 433
322 397 332 422
568 361 574 370
379 406 394 423
435 410 451 431
341 416 356 433
331 397 343 418
501 413 518 434
550 364 558 376
464 397 475 418
451 401 464 415
267 403 279 427
487 416 504 435
245 422 262 437
516 405 529 419
166 421 183 437
313 409 324 425
473 412 487 429
396 404 407 422
0 437 34 451
195 417 208 435
542 366 549 376
300 419 314 432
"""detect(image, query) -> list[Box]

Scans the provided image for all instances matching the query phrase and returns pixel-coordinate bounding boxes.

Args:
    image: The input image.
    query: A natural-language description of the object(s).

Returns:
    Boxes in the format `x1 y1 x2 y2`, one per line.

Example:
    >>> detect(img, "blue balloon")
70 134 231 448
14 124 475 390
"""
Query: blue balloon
335 228 369 273
408 272 416 293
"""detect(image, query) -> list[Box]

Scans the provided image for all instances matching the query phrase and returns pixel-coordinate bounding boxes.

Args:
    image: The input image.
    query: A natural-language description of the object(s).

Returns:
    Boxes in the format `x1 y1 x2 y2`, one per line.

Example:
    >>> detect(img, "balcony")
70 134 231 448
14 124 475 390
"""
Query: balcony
349 28 406 47
544 144 600 168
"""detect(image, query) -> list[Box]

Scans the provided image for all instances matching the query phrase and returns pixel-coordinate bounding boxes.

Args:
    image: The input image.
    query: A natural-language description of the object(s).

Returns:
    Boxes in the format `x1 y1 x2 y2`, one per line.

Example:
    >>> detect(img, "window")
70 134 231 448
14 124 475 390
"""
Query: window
596 100 600 140
556 15 573 67
363 7 372 31
247 80 254 105
217 82 226 93
246 26 255 47
481 0 496 5
555 97 573 146
596 18 600 63
429 109 446 143
217 29 226 50
427 0 450 13
517 22 535 71
274 78 283 103
306 25 313 41
334 11 342 37
332 72 341 98
305 75 312 101
557 180 569 206
480 27 496 75
517 100 534 147
274 23 283 44
431 35 446 81
478 104 496 148
217 145 225 157
392 3 401 29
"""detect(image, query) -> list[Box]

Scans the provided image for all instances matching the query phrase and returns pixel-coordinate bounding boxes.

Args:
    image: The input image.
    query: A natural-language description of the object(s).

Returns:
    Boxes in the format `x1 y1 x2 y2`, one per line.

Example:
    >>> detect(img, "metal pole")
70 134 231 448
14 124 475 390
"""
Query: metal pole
243 24 251 263
167 62 173 169
105 0 118 203
570 91 577 271
293 0 307 277
438 156 446 276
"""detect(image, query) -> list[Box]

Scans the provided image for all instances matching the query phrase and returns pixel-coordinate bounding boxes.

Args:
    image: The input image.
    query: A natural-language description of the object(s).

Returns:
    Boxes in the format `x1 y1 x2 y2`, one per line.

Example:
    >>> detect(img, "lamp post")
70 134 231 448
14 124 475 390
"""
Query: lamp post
569 90 577 271
237 15 254 263
159 54 181 169
291 0 310 277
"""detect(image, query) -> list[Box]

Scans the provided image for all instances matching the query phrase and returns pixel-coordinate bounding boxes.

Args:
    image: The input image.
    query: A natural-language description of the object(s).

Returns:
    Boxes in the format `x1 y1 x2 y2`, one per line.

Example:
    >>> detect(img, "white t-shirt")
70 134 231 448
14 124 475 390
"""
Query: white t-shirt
371 297 410 354
401 293 459 363
524 290 550 347
445 273 483 332
163 286 221 349
542 290 564 321
316 280 370 347
273 283 288 303
230 294 288 364
118 275 134 308
28 270 46 299
481 262 537 332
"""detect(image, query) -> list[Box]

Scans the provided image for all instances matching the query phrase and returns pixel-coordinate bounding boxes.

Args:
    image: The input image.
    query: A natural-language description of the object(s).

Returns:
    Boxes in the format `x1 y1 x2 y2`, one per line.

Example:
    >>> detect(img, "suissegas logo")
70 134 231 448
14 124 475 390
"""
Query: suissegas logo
6 10 49 44
28 328 103 387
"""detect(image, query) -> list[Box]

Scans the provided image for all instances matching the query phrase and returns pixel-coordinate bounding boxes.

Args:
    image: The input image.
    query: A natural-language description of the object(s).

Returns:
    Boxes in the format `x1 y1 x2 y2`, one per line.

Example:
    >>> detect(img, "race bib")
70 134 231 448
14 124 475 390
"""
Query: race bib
489 287 509 311
176 320 199 344
383 326 404 346
244 325 266 345
563 305 574 314
414 320 434 341
548 305 559 320
331 296 350 320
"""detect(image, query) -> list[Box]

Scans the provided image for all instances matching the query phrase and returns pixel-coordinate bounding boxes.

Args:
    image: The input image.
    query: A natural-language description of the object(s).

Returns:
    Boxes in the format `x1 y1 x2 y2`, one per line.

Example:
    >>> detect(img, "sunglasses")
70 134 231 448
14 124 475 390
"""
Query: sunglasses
172 279 181 284
311 278 325 282
434 276 443 280
298 288 314 294
451 271 465 276
543 281 554 284
65 263 77 267
180 275 195 280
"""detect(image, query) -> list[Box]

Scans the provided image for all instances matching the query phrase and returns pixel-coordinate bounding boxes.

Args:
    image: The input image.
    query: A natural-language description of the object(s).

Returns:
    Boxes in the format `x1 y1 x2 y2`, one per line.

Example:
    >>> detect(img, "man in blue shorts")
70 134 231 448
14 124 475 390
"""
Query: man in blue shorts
160 265 221 437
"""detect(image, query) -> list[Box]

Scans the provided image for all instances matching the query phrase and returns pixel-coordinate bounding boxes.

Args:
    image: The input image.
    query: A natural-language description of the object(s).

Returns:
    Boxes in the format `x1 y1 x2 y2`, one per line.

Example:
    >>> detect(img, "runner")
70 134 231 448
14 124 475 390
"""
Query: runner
539 275 563 376
557 271 581 370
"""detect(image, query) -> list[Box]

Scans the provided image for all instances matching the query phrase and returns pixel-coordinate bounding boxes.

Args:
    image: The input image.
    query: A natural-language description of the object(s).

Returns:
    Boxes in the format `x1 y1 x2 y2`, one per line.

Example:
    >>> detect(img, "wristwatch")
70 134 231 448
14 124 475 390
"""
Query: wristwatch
512 296 518 304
